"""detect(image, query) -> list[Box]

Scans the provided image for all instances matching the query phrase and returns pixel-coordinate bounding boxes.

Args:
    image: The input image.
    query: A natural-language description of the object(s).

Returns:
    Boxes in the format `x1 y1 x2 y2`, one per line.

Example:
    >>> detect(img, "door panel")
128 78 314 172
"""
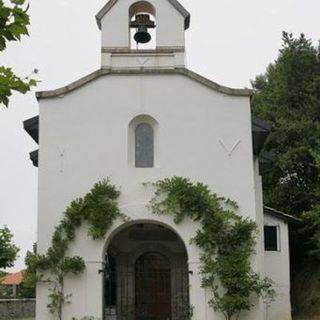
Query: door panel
135 252 171 320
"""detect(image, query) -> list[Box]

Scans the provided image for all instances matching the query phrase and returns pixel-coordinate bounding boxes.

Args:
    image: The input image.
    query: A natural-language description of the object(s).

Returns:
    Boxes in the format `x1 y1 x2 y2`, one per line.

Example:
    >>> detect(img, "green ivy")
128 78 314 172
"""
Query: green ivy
150 177 275 320
25 177 274 320
25 179 123 320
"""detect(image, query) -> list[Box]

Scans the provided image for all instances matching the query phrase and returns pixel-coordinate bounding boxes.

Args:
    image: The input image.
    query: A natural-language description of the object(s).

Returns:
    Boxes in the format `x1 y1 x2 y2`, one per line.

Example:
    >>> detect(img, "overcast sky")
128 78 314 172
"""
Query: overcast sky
0 0 319 272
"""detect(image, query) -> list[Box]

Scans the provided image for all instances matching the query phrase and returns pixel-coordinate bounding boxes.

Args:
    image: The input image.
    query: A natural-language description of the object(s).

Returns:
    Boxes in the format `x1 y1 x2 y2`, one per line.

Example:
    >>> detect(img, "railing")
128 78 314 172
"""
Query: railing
104 269 190 320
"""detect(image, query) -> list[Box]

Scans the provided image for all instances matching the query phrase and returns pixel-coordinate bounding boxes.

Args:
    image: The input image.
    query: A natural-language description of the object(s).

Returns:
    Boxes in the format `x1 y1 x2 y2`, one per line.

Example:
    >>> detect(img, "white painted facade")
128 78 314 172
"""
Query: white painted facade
264 214 292 320
34 0 293 319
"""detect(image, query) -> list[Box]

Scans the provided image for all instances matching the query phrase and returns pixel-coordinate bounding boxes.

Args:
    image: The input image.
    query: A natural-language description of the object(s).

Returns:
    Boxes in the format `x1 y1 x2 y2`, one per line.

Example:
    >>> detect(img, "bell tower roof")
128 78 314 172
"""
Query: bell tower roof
96 0 190 30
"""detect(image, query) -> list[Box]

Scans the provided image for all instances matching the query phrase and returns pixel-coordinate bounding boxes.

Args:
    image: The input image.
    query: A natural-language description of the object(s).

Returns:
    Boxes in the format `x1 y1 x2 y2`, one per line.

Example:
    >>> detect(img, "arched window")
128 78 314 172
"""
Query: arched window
135 123 154 168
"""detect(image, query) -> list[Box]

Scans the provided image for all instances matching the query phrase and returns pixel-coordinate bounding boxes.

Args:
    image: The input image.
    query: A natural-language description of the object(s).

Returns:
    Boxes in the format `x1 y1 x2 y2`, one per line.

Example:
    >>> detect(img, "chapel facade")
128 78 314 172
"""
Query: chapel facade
23 1 297 319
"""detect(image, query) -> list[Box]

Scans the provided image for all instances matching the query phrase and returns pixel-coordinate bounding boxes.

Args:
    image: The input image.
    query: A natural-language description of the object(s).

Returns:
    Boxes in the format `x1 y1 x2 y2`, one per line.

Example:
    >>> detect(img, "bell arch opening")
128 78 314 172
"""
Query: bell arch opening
103 222 190 320
129 1 157 50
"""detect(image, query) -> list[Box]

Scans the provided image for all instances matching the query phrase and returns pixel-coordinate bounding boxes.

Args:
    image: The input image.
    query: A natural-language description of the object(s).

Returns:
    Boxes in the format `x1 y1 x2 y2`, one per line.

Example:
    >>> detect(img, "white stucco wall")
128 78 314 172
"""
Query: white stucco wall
100 0 186 49
264 214 292 320
101 51 186 69
254 157 292 320
253 158 266 317
37 73 264 319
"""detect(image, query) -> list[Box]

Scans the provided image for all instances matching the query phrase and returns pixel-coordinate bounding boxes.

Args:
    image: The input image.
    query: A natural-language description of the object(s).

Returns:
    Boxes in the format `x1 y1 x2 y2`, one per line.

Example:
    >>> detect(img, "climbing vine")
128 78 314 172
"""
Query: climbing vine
25 179 124 320
25 177 274 320
150 177 275 320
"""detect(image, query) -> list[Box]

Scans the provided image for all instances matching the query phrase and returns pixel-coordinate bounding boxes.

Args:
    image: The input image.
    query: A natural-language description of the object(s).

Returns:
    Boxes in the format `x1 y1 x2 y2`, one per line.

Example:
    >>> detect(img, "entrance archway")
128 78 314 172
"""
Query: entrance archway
104 222 189 320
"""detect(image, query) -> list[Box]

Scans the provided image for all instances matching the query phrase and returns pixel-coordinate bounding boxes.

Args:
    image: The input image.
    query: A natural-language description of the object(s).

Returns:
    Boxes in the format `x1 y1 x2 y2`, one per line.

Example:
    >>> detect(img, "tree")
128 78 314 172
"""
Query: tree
252 32 320 257
0 0 37 107
252 32 320 216
252 32 320 317
0 226 19 269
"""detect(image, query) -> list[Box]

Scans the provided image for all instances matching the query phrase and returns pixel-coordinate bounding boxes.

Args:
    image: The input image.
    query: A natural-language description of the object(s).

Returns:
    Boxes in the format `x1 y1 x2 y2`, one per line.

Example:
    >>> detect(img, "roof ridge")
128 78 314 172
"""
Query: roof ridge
36 68 252 100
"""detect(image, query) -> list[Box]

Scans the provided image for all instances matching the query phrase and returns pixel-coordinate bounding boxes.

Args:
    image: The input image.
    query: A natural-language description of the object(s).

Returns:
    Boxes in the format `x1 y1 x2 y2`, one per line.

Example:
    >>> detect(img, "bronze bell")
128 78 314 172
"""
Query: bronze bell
130 14 155 44
134 26 151 44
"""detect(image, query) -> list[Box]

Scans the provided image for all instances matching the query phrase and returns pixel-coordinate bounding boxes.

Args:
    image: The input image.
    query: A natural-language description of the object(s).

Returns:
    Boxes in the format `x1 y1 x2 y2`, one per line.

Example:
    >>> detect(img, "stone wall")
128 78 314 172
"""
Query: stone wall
0 299 35 319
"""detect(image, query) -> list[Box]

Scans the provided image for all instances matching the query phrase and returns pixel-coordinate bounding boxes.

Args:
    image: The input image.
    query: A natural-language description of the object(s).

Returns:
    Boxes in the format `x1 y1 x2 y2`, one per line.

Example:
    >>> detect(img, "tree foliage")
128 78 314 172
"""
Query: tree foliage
301 206 320 259
25 179 124 320
0 226 19 269
0 0 37 107
252 32 320 261
150 177 275 320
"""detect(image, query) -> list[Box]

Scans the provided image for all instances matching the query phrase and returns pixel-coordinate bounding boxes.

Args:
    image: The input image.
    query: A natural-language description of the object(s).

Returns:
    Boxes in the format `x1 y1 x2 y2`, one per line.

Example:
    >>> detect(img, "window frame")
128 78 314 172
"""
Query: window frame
264 225 280 252
134 122 155 168
128 114 159 169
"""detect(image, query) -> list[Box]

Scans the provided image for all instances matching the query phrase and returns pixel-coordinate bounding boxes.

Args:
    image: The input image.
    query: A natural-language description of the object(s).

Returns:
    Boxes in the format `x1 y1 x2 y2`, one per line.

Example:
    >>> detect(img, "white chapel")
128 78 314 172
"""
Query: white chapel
23 0 299 319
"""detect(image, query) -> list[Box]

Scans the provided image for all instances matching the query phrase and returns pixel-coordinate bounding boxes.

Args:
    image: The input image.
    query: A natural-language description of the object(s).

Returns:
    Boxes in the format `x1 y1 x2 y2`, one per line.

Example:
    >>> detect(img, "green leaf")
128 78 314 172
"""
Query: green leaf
29 79 37 87
0 226 19 268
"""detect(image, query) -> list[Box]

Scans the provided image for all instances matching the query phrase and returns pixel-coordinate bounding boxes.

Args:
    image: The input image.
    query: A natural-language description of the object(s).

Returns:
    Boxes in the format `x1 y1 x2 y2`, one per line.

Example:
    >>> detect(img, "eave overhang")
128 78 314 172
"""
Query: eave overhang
264 206 301 224
23 116 39 143
36 68 253 100
252 117 270 156
30 150 38 167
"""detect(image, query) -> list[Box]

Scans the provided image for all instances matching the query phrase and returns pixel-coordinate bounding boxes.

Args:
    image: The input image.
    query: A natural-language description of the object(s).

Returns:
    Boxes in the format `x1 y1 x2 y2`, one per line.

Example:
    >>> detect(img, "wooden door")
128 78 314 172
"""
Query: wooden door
135 252 171 320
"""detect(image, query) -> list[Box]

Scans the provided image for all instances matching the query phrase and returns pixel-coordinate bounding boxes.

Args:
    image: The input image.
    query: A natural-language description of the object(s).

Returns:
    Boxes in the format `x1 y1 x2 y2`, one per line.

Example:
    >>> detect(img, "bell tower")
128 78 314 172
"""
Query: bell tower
96 0 190 69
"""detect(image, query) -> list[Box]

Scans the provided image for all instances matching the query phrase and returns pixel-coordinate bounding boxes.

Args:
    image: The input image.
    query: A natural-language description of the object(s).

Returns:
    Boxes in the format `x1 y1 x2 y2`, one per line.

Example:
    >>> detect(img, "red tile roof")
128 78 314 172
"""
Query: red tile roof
0 270 24 286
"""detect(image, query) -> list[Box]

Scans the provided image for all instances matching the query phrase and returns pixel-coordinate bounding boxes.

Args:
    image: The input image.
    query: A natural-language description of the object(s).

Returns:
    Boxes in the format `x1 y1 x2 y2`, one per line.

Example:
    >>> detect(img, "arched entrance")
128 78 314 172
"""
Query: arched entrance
104 222 190 320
